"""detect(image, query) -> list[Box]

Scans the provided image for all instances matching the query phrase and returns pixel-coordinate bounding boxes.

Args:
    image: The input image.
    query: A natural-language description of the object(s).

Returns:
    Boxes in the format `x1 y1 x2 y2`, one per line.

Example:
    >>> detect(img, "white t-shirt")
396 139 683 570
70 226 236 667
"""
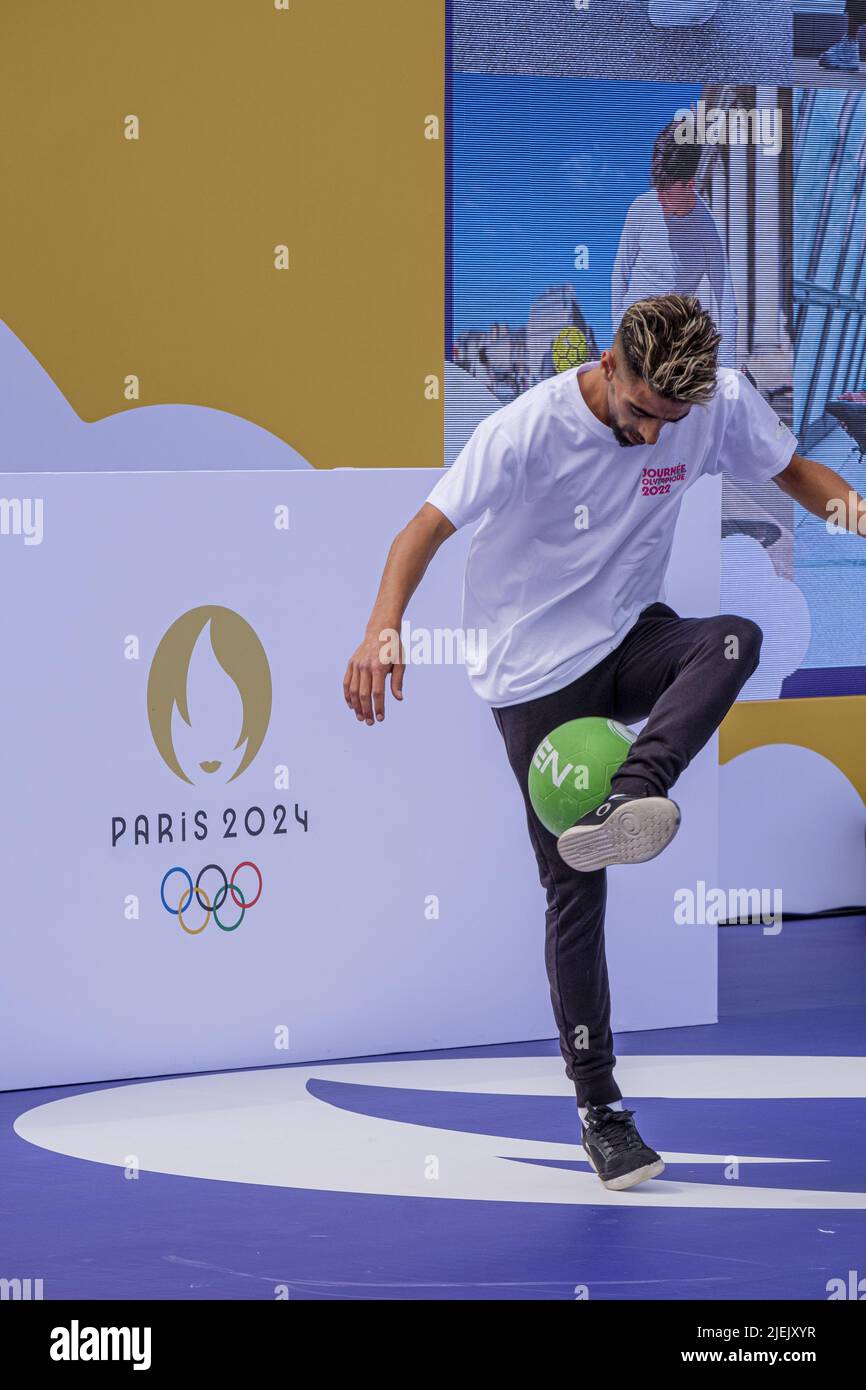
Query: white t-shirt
426 361 798 708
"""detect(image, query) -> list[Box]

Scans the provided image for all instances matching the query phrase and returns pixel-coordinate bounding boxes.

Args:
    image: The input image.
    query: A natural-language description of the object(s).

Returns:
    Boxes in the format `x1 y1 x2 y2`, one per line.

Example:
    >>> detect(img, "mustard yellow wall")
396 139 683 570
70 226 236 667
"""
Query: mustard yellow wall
720 696 866 804
0 0 444 468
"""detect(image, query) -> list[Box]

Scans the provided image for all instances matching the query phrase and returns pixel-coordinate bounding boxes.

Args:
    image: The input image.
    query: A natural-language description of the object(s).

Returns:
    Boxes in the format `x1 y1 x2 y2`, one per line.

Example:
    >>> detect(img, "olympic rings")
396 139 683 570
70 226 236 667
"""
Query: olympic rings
160 866 192 916
229 860 262 909
178 883 210 936
214 882 245 932
194 863 227 912
160 863 262 935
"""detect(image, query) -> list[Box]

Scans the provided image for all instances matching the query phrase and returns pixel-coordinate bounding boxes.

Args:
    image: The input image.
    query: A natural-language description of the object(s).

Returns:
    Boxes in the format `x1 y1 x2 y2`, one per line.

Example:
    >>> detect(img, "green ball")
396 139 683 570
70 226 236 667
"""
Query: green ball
528 717 637 836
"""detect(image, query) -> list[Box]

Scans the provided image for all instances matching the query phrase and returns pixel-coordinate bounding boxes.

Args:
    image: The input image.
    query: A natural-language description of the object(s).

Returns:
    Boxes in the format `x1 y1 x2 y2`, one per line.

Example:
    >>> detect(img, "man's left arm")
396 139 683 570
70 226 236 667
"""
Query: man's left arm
772 452 866 534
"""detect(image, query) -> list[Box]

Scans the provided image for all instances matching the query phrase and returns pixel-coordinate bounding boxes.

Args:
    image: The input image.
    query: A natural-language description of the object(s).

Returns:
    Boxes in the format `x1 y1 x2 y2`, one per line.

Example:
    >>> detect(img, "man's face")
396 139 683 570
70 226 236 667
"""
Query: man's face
656 179 696 216
601 350 692 448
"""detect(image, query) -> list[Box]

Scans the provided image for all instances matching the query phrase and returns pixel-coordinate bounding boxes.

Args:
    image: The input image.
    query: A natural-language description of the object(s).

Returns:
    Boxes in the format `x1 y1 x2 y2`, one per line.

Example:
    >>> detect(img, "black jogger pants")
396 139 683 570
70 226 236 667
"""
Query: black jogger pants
492 602 762 1108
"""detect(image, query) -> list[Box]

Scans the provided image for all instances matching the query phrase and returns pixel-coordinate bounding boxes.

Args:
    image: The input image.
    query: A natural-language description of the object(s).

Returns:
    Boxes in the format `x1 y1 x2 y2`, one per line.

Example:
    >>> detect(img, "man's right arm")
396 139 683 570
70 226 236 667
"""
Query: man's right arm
343 502 455 726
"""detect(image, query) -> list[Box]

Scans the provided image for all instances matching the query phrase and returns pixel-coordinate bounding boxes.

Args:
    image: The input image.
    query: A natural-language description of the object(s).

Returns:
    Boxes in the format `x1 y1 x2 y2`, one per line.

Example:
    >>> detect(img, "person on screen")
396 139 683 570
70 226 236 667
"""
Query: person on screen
343 294 866 1193
819 2 866 72
612 119 738 367
648 0 719 25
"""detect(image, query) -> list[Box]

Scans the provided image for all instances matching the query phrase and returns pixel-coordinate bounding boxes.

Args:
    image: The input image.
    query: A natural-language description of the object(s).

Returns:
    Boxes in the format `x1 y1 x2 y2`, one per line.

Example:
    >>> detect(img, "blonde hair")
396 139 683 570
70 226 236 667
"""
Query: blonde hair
617 294 721 405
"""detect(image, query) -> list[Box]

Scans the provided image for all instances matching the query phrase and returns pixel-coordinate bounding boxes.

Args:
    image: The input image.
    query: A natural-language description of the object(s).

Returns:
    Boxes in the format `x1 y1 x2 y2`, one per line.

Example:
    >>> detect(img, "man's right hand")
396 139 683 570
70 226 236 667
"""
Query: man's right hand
343 631 405 726
342 503 455 727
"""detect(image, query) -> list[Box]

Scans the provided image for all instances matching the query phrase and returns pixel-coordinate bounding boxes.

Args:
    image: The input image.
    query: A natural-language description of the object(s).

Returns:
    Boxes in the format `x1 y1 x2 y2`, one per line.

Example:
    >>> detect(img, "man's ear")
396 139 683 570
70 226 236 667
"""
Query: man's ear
600 348 616 382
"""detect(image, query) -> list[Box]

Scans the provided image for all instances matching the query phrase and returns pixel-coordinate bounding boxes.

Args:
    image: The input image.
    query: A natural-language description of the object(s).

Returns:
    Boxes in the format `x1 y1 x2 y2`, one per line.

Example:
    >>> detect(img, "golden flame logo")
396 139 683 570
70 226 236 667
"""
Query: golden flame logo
147 606 272 785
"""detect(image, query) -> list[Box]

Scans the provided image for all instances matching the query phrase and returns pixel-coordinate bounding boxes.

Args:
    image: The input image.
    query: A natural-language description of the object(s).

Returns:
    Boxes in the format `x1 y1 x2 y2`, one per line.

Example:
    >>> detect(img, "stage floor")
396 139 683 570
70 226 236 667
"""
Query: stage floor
4 916 866 1301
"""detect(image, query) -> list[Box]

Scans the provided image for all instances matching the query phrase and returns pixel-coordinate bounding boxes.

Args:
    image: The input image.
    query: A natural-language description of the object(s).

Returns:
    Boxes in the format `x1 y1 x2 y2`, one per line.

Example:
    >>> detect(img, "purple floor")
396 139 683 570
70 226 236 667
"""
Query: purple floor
2 917 865 1300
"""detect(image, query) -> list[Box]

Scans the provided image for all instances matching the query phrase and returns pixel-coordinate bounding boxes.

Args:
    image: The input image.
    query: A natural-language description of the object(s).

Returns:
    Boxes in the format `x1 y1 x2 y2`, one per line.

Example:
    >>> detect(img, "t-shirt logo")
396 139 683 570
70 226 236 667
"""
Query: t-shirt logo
641 464 686 497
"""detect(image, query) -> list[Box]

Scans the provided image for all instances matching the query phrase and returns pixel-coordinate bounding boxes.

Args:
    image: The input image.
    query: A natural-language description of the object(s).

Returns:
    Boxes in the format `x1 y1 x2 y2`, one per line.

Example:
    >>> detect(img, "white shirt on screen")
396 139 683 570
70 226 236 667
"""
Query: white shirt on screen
612 191 739 367
426 360 798 708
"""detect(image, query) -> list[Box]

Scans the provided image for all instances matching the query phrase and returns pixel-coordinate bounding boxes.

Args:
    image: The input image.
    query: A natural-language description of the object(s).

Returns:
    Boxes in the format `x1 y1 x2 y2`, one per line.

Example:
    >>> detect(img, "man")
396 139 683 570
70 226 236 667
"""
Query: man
612 119 738 367
649 0 719 26
819 2 865 73
344 294 864 1192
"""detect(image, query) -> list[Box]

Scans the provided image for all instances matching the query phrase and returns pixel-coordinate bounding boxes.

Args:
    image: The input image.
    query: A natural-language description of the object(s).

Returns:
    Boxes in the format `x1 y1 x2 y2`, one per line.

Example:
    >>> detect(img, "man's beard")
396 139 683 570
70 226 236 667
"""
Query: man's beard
611 420 636 448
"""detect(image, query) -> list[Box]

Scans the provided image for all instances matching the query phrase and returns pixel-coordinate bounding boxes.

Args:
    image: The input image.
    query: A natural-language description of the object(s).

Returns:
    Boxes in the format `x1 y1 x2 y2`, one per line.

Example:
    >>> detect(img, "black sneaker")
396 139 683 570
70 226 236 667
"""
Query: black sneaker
582 1105 665 1191
557 793 680 872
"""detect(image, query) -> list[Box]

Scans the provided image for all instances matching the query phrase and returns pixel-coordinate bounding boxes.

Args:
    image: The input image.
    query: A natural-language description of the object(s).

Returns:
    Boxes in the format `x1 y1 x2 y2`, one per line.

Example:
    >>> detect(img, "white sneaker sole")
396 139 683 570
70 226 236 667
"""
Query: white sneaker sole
586 1150 666 1191
557 797 681 872
819 57 860 72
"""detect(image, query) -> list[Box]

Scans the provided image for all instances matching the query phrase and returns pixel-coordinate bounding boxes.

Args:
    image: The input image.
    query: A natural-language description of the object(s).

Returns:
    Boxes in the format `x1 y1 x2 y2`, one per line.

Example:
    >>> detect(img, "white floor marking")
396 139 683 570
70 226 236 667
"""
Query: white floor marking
14 1054 866 1209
